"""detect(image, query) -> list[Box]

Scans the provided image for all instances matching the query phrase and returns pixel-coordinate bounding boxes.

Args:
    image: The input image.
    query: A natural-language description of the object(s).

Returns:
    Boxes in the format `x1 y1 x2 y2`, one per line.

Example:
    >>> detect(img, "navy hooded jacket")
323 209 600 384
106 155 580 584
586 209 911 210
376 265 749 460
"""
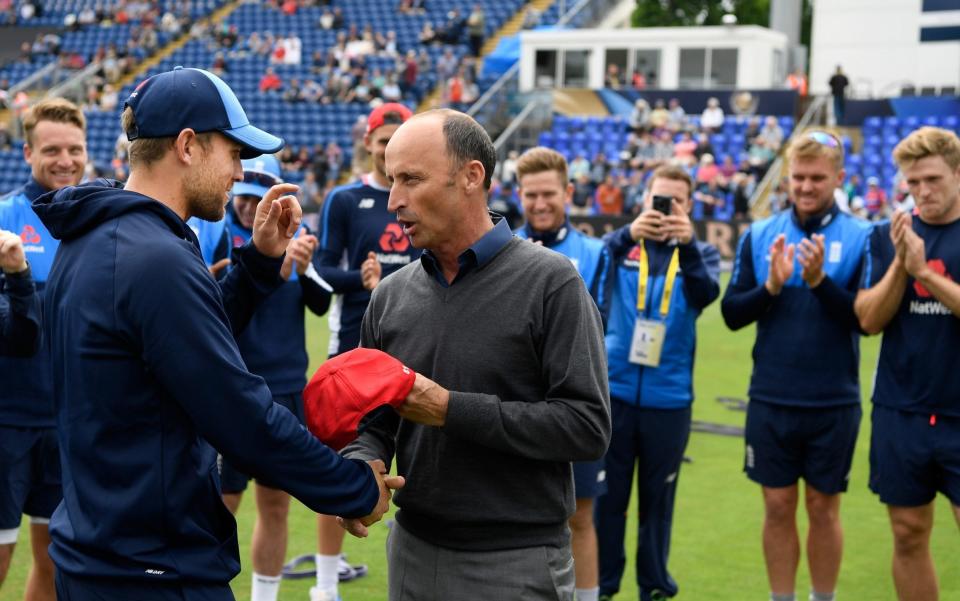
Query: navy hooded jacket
32 181 379 583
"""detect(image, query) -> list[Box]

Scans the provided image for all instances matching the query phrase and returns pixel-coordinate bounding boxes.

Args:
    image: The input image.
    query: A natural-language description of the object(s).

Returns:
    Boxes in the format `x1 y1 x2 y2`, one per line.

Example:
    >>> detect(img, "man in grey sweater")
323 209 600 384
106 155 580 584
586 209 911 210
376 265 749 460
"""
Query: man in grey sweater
340 109 611 601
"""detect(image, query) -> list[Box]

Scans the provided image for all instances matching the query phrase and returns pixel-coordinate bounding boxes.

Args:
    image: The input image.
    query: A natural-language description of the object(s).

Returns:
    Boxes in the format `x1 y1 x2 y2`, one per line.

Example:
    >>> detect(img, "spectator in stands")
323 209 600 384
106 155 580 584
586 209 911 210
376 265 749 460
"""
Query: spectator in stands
605 64 622 89
748 139 777 178
283 79 305 103
399 0 426 14
595 174 624 215
700 97 725 132
570 152 591 181
758 116 785 151
325 141 344 182
863 176 889 220
210 52 229 76
630 69 646 90
828 65 849 125
667 98 686 131
436 48 458 82
99 84 119 111
0 78 8 110
260 67 283 93
694 178 726 218
0 123 10 151
467 3 486 57
417 48 433 74
695 153 720 185
843 174 862 202
674 132 697 166
318 7 334 29
629 99 650 132
622 170 645 215
571 173 594 215
437 8 466 44
331 7 344 29
719 154 737 179
521 5 541 29
590 152 610 185
78 5 96 26
786 68 808 97
693 133 716 162
645 99 666 130
769 176 790 212
500 150 520 185
731 172 755 219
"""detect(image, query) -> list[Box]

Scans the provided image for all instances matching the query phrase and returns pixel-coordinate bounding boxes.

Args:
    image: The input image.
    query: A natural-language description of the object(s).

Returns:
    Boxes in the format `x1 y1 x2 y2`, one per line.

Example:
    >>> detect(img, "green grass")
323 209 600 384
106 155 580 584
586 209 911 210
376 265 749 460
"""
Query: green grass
3 280 958 601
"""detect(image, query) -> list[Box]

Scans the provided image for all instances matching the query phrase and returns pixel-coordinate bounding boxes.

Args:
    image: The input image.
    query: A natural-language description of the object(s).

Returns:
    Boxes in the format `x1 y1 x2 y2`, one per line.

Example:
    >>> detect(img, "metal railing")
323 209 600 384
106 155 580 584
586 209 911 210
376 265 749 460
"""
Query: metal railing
469 0 619 140
45 61 103 104
748 94 829 219
492 92 552 161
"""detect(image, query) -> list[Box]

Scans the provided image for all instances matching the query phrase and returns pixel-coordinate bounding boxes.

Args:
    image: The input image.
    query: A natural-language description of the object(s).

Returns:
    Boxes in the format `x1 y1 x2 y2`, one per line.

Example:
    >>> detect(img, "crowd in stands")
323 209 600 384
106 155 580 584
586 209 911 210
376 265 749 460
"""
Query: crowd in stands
490 98 790 224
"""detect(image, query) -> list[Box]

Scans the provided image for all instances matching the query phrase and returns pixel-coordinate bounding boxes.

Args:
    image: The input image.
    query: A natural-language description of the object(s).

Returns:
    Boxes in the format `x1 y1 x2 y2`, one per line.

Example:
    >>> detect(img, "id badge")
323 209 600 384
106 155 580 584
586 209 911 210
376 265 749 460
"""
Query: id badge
629 319 666 367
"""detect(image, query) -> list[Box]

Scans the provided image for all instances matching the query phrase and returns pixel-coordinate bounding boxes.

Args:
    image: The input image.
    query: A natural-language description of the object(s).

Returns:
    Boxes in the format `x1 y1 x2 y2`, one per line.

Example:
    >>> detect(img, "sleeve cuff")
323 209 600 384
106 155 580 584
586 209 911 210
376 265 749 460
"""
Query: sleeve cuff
234 242 284 283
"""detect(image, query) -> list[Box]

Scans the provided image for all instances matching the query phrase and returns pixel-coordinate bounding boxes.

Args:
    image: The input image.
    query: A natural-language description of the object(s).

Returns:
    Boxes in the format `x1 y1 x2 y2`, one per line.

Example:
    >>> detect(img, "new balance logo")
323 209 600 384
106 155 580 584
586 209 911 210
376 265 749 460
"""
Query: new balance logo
145 569 165 575
745 444 755 469
358 198 375 209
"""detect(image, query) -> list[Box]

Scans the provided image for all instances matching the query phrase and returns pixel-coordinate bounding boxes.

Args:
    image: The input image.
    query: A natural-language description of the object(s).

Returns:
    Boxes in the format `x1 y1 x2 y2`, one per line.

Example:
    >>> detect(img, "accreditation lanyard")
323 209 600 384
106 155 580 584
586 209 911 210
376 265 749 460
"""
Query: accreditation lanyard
636 242 681 319
629 242 680 367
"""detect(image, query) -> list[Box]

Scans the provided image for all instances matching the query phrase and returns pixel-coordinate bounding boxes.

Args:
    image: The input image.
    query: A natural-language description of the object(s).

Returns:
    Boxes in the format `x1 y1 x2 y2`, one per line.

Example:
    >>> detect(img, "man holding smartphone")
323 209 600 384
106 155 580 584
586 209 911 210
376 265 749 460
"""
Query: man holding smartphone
595 165 721 601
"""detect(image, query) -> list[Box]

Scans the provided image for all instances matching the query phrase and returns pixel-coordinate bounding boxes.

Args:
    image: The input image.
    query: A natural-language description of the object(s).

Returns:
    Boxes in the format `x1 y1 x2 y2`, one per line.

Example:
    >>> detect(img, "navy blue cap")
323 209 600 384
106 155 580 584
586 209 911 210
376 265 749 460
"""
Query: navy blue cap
124 66 284 159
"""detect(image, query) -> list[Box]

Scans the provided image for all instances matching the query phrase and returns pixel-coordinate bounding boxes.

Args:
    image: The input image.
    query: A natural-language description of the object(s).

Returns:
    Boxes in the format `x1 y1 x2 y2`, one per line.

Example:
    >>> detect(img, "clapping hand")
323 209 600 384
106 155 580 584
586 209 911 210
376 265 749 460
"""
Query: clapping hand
361 251 382 290
765 234 795 295
797 233 825 288
0 230 28 274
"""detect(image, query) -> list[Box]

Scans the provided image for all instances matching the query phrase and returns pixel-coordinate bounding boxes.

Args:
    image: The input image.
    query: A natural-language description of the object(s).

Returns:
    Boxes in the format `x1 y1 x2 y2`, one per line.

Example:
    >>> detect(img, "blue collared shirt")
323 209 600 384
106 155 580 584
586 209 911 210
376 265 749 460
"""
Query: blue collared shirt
420 215 513 287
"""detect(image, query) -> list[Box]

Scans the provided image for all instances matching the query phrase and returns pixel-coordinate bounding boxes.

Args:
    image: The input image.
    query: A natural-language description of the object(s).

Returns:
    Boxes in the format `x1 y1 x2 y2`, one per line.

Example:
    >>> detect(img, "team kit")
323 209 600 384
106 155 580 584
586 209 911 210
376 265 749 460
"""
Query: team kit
0 68 958 601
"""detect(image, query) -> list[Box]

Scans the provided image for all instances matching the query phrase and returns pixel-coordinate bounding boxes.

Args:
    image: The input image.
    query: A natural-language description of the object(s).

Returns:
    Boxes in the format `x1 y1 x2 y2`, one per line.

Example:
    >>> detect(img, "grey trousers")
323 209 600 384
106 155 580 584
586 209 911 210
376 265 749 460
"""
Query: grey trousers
386 521 575 601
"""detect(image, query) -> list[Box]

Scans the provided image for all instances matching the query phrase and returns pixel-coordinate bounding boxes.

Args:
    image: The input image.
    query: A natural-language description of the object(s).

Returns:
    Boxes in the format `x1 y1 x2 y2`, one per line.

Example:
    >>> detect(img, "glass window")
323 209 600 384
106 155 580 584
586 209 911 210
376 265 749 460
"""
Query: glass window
534 49 557 88
563 49 590 87
605 48 628 87
679 48 707 88
632 49 661 88
710 48 738 87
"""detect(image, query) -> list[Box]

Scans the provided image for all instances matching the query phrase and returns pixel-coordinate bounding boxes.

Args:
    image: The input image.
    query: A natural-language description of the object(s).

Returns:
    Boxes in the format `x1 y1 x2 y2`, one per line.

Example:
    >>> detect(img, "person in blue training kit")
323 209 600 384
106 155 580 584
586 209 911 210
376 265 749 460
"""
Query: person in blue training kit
216 154 333 601
514 146 610 601
855 127 960 601
0 230 40 356
721 131 872 601
30 67 401 601
595 164 720 601
312 102 421 601
0 97 88 601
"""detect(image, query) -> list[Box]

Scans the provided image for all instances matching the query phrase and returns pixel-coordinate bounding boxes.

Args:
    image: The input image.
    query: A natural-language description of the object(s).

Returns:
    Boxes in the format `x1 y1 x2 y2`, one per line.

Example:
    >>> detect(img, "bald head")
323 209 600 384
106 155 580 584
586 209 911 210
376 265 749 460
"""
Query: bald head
389 109 495 190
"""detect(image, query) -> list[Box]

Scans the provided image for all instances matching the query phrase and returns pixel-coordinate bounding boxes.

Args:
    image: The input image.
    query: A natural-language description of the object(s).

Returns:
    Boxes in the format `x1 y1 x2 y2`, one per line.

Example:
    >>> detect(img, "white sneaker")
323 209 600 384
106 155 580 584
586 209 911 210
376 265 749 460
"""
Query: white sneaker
337 554 368 582
308 586 341 601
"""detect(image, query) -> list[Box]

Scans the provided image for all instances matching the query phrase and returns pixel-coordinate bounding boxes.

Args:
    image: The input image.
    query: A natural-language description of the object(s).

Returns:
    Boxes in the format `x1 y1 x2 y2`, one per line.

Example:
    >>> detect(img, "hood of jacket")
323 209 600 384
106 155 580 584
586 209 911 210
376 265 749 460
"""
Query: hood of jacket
32 179 193 242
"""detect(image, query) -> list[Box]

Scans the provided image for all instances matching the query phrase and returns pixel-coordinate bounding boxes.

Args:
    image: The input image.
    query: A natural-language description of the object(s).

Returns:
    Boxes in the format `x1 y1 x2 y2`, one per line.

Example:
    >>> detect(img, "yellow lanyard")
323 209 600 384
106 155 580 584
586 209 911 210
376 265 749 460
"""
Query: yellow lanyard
636 242 680 319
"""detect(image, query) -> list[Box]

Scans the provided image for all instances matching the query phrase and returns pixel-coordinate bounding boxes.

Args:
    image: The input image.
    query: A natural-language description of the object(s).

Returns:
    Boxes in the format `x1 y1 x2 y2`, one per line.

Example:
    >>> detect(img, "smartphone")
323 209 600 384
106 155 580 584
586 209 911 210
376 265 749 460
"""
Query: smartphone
652 195 672 215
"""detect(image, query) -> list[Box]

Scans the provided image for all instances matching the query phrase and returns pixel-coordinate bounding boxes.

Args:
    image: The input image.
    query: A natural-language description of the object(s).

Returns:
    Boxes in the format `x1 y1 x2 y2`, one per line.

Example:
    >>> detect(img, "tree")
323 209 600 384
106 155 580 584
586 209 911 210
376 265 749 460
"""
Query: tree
631 0 772 28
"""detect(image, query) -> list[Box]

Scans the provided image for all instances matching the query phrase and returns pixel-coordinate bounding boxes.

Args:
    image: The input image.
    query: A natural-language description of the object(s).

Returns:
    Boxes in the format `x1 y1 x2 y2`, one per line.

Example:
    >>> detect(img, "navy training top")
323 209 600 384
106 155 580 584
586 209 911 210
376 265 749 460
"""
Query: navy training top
865 217 960 417
317 177 421 356
721 203 873 407
32 181 379 583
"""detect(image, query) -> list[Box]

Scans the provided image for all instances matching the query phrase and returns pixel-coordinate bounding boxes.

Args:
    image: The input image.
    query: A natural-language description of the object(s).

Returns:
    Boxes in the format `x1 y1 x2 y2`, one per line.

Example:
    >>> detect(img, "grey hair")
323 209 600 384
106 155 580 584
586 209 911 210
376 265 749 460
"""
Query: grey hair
440 111 496 190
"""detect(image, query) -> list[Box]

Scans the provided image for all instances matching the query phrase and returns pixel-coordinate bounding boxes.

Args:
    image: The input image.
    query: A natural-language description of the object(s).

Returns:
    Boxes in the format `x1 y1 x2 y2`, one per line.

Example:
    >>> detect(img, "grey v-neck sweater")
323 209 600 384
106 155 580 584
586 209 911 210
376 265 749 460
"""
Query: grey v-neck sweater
344 237 611 550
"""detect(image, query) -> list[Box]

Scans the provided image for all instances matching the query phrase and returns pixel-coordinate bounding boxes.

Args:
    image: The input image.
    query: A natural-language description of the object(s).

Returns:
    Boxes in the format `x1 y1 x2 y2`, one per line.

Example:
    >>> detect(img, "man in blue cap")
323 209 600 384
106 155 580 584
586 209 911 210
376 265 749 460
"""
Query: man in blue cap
217 154 334 601
31 67 401 600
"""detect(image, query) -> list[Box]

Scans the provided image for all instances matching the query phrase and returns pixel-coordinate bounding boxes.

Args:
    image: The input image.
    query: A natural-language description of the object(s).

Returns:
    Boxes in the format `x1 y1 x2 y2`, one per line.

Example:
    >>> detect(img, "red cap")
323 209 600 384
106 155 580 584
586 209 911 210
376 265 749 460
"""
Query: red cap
303 348 416 451
366 102 413 134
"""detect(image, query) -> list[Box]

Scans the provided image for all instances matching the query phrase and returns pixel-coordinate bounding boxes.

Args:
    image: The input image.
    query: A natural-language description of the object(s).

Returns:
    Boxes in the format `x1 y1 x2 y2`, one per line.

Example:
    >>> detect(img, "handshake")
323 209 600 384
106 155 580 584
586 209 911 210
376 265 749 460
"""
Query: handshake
341 459 405 538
